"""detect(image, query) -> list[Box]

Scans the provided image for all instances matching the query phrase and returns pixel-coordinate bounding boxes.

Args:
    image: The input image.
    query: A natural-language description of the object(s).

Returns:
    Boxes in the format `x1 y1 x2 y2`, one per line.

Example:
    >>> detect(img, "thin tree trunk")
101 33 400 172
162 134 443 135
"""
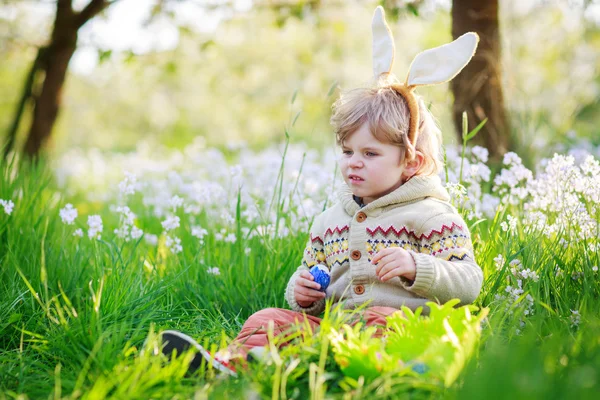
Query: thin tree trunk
19 0 111 158
23 40 77 157
451 0 511 160
3 47 47 159
23 0 78 158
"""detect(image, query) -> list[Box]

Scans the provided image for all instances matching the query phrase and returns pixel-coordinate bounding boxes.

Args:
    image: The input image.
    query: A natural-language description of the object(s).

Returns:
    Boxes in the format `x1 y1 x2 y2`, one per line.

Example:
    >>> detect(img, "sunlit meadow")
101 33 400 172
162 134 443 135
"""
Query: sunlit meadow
1 118 600 399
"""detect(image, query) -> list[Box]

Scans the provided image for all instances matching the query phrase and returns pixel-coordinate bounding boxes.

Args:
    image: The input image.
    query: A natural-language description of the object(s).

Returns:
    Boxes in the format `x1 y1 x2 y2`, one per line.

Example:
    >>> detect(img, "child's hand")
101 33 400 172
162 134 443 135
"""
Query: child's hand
294 270 327 307
371 247 417 282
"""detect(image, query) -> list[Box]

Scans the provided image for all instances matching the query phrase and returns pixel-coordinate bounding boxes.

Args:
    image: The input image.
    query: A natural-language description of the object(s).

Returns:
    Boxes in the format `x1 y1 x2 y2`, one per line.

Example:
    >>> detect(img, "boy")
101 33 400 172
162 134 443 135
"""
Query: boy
158 7 483 376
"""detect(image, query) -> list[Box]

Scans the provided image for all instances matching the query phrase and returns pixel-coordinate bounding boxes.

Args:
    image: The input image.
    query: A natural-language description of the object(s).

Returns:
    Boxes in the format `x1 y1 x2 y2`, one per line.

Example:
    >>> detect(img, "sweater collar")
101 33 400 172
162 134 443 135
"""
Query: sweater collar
338 175 450 215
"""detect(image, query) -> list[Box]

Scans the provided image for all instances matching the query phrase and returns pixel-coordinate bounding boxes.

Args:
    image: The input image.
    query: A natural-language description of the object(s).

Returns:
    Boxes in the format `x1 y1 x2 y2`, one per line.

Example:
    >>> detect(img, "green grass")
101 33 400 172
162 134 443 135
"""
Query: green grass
1 152 599 400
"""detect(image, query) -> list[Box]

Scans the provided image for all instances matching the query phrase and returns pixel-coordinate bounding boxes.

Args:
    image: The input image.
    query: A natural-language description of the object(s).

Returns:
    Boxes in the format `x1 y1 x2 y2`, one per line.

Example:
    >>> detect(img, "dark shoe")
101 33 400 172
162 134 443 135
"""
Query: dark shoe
159 330 237 377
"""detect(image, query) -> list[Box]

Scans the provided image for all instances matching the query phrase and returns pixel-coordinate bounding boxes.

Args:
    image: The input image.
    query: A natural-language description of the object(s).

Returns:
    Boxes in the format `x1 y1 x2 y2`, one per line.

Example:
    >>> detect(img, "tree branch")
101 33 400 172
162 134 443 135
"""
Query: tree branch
74 0 115 29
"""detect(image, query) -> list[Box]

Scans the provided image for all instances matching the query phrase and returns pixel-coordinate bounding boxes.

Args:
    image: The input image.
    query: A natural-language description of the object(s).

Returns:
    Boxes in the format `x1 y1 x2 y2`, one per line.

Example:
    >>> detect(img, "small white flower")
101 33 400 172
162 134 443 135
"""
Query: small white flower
73 228 83 237
131 226 143 240
244 247 251 255
161 215 180 231
87 215 103 239
145 233 158 246
170 195 184 210
229 164 243 177
493 254 505 270
165 235 182 254
593 266 598 273
0 199 15 215
471 146 489 163
570 310 581 327
207 267 221 275
220 211 235 225
118 171 137 196
191 226 208 239
224 233 237 243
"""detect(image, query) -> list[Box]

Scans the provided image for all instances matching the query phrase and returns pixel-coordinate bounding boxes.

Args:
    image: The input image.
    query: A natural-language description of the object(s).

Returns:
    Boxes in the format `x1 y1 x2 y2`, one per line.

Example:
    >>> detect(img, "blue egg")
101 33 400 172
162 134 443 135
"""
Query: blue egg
309 264 330 292
410 362 429 374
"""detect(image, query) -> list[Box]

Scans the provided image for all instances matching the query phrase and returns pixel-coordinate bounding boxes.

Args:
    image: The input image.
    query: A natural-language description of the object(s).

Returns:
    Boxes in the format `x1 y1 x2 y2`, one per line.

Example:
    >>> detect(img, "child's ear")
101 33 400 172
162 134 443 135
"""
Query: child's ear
402 151 425 180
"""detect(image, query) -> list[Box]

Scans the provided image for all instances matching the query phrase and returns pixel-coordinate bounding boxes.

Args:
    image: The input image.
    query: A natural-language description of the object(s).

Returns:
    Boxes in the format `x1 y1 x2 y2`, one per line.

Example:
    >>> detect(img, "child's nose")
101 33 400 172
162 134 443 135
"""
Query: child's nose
349 155 363 168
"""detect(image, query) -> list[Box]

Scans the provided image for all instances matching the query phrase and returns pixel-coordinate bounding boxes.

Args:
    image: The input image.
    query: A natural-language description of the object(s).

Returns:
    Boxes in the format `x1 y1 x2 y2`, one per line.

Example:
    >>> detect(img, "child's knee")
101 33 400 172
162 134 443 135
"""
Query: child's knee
245 308 299 327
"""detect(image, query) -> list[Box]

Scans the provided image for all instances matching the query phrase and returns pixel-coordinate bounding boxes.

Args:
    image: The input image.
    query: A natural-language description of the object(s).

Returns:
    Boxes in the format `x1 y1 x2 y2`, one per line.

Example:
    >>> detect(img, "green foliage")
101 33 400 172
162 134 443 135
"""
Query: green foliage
1 144 600 398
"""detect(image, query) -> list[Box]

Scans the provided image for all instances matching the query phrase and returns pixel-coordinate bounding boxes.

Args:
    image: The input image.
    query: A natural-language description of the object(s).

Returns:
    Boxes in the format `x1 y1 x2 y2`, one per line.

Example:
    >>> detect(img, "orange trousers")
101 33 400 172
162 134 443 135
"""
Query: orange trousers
229 306 399 357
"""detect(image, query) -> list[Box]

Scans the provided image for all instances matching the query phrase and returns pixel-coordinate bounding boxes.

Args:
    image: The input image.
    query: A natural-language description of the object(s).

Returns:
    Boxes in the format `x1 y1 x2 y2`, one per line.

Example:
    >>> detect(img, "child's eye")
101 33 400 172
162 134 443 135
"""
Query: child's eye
342 150 353 156
365 152 377 157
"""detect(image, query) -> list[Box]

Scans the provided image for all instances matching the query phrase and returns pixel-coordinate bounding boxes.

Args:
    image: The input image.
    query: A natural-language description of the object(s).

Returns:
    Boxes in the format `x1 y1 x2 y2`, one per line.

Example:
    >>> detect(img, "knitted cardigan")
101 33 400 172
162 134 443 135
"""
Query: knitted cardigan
284 175 483 316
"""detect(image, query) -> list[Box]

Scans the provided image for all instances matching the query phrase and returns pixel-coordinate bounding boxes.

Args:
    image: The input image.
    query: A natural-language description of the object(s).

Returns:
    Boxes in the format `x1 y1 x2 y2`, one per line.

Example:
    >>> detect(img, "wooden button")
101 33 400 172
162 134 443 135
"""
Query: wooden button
351 250 361 260
354 285 365 295
356 212 367 222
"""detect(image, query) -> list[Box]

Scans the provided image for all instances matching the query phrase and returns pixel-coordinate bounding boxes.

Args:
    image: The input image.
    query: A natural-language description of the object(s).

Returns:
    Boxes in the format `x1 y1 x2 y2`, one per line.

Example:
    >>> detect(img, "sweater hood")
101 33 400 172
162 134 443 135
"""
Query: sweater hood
338 174 450 216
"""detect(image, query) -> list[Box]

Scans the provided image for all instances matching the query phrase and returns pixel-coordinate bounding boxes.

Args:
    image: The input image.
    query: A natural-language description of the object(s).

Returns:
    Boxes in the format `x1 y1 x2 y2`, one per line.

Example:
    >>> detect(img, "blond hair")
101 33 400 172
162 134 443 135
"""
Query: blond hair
330 83 443 176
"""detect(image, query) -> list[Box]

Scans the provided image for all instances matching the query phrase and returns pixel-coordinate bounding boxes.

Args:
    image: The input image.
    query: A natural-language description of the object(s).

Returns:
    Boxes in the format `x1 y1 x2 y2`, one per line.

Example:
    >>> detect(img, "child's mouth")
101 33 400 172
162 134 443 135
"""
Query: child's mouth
348 175 364 183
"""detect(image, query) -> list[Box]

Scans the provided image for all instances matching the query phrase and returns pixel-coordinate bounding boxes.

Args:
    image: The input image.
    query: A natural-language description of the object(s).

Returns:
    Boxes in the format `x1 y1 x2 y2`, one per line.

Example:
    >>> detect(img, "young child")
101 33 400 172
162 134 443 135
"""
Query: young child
158 7 483 377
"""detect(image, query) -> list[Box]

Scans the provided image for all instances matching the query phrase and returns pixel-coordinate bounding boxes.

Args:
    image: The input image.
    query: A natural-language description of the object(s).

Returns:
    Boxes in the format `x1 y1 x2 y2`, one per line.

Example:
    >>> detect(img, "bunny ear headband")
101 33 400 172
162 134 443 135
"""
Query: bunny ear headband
372 6 479 158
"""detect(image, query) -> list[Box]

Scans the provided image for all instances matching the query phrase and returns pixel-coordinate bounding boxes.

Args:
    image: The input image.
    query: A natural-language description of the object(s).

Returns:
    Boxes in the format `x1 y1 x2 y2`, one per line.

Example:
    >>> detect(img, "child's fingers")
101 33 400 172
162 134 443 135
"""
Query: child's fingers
373 254 395 275
299 270 315 280
370 248 391 264
297 275 321 291
294 286 326 302
377 261 399 280
379 267 404 282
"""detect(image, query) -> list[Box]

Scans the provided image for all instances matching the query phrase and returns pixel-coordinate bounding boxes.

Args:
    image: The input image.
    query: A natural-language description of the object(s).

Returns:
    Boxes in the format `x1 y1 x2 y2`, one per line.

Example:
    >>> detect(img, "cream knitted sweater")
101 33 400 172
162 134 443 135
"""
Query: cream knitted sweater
284 175 483 316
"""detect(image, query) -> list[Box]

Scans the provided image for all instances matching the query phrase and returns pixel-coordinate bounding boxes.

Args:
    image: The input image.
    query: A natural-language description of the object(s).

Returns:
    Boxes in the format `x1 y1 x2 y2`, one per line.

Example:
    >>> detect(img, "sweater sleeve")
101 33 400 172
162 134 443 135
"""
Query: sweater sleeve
400 210 483 305
284 218 327 316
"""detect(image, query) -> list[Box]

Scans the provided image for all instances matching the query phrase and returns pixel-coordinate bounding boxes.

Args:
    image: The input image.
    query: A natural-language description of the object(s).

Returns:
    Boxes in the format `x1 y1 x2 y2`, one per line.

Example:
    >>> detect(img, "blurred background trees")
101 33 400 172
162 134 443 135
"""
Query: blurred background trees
1 0 599 162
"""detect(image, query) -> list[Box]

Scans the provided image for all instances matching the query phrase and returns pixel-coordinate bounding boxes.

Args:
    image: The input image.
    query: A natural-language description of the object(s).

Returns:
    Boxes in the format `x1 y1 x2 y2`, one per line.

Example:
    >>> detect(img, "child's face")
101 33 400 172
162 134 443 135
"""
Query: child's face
339 122 407 205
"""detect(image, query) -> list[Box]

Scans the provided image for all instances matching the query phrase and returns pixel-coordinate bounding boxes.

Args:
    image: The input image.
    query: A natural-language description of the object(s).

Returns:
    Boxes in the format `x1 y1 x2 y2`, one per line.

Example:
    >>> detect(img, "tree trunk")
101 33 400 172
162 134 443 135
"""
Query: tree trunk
3 47 46 160
23 2 78 158
15 0 111 158
451 0 511 160
23 41 77 157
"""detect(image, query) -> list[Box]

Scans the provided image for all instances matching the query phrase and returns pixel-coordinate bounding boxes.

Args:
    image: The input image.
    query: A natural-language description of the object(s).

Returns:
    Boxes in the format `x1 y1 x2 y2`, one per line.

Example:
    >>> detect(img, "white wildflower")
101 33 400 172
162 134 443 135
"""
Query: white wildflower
73 228 83 237
118 171 137 196
501 215 518 232
224 233 237 243
471 146 489 163
570 310 581 328
161 215 180 231
87 215 103 239
145 233 158 246
220 211 235 225
170 195 184 210
0 199 15 215
191 226 208 239
244 247 251 255
207 266 221 275
166 235 182 254
131 226 143 240
503 152 522 166
229 164 243 177
114 225 130 239
593 266 598 273
493 254 505 270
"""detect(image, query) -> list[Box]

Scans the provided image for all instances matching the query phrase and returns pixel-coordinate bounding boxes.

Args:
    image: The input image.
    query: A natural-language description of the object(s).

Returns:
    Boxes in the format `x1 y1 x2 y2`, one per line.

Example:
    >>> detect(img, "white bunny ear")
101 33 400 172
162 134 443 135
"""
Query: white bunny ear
372 6 395 81
405 32 479 87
